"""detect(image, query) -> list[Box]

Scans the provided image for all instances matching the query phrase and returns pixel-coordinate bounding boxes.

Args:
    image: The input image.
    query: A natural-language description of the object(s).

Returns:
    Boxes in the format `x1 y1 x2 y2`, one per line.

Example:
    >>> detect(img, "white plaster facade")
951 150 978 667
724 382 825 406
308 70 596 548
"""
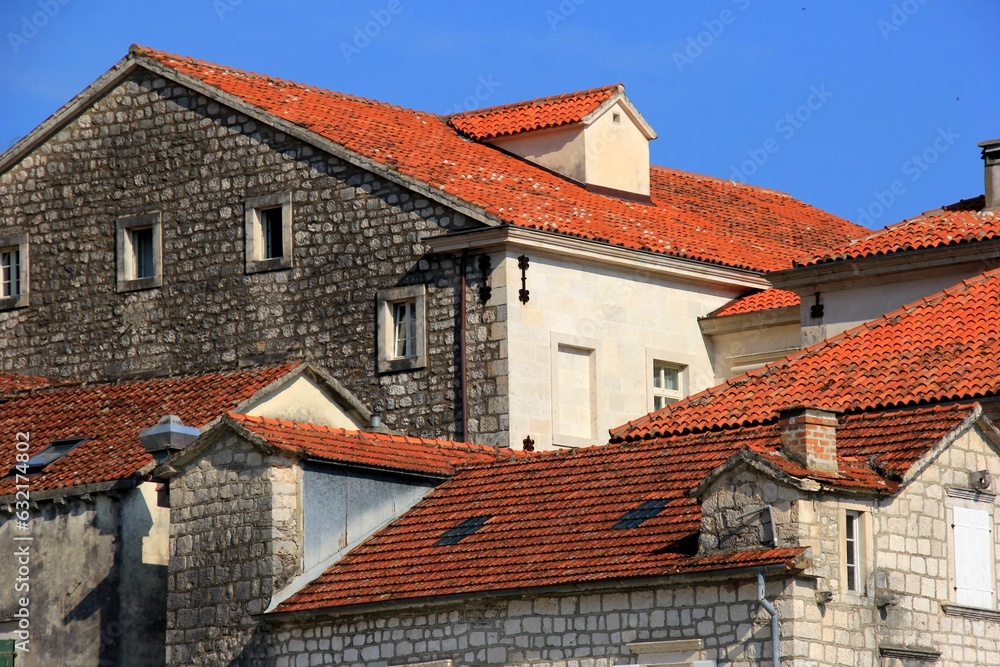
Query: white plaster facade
496 245 757 450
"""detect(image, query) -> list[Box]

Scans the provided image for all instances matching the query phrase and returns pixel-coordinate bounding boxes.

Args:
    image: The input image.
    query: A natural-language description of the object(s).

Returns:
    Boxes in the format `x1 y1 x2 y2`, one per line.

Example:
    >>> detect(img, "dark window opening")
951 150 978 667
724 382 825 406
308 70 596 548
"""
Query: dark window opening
435 515 491 546
261 207 284 259
613 498 669 530
24 437 87 474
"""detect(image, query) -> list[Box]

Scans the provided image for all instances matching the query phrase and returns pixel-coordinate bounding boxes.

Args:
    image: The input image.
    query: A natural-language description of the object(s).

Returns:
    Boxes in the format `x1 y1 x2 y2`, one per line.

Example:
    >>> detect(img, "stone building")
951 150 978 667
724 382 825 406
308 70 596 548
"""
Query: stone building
0 45 866 451
163 265 1000 666
0 362 372 666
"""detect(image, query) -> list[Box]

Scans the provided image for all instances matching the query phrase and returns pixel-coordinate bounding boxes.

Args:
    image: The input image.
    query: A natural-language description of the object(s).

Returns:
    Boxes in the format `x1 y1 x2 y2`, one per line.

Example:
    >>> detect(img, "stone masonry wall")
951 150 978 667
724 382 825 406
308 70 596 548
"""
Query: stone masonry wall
167 432 301 666
0 69 505 444
263 576 792 667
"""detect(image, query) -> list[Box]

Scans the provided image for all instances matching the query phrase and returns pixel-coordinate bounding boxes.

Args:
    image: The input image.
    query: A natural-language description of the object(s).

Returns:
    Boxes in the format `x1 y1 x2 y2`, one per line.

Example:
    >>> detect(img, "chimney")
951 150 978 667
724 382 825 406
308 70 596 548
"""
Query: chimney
980 138 1000 211
779 406 839 474
139 414 201 463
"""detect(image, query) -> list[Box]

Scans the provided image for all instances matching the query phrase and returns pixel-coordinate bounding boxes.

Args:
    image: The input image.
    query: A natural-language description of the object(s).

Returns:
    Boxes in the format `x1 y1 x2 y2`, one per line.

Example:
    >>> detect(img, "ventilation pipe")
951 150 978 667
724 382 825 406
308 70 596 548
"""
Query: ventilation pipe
980 138 1000 211
139 415 200 463
757 571 780 667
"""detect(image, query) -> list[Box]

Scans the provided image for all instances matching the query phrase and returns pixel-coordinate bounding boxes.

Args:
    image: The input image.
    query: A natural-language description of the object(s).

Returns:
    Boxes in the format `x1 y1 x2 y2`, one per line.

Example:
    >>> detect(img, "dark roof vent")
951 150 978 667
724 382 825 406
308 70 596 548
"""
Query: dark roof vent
139 415 200 463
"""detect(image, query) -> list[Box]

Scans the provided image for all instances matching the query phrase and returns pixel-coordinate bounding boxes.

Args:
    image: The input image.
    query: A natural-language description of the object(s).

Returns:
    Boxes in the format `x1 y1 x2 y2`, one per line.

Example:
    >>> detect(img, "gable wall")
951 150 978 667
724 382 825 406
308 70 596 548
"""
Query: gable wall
0 69 504 442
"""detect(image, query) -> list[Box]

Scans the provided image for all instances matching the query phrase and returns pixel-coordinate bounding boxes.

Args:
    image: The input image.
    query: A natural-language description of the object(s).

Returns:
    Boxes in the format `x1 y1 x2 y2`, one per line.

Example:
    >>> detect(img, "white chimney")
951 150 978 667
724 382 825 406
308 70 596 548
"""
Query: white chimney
979 138 1000 211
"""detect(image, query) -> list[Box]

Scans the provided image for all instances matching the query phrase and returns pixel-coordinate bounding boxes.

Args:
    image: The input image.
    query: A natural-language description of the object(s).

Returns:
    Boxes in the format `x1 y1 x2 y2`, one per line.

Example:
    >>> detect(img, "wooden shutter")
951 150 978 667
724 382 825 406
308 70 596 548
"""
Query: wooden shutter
954 506 994 608
0 639 14 667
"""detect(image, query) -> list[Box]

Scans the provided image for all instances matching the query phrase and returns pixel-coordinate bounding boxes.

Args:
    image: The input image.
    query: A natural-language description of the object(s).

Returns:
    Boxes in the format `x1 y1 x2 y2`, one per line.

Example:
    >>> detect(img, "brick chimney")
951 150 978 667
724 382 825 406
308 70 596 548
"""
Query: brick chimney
980 138 1000 211
779 406 839 474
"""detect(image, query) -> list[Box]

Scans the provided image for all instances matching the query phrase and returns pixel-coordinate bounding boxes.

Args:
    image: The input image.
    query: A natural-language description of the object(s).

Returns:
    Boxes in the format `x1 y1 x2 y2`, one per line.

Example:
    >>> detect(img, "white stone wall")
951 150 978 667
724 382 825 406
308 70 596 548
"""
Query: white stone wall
502 250 744 450
266 577 790 667
705 322 801 381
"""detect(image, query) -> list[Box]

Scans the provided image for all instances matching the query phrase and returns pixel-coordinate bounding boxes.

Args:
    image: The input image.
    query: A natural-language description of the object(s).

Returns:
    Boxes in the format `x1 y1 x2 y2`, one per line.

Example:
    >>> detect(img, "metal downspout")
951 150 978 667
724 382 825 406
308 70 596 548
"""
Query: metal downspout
757 571 780 667
459 251 469 442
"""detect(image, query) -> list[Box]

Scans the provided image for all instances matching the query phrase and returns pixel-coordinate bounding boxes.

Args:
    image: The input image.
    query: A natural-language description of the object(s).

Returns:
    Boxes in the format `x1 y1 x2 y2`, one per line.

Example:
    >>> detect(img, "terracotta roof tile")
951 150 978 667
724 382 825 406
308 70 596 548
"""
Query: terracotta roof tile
272 404 965 613
227 413 523 476
0 364 299 496
796 209 1000 267
708 289 800 318
133 46 866 272
0 373 73 396
612 268 1000 440
447 84 620 141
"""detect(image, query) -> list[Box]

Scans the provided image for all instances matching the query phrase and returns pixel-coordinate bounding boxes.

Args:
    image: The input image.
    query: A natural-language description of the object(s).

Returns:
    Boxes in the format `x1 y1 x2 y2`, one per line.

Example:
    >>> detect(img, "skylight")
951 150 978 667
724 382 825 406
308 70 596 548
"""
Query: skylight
24 438 86 474
613 498 668 530
434 515 491 546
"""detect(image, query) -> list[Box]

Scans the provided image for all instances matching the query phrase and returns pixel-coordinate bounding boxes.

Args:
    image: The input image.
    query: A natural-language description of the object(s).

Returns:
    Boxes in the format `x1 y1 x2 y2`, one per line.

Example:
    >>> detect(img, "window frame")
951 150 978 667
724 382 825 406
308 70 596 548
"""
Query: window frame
245 191 293 273
837 503 871 598
0 233 29 310
946 487 997 611
844 510 862 593
651 361 684 411
644 348 692 413
116 213 162 292
376 285 427 373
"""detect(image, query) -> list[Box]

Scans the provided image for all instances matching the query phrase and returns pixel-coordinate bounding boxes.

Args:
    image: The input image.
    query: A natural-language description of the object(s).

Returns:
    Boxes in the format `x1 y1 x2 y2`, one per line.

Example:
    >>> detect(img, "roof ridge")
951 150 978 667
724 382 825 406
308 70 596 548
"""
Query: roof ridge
612 266 1000 440
131 44 437 120
445 83 622 120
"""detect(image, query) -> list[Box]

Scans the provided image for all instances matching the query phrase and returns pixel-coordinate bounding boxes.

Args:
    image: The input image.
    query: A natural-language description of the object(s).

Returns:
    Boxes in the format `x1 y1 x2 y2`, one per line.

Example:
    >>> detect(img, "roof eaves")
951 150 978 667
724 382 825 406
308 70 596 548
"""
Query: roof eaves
897 403 988 486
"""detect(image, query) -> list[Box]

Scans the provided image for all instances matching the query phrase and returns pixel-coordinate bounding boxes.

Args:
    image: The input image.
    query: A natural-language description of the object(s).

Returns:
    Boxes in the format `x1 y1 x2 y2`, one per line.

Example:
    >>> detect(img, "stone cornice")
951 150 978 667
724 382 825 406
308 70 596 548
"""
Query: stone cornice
698 306 800 335
940 603 1000 622
879 644 941 662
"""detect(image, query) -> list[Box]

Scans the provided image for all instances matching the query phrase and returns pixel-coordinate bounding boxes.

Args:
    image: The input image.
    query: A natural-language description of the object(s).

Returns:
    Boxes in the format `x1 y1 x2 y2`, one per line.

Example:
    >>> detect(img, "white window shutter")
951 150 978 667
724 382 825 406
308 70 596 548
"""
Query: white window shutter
954 506 994 608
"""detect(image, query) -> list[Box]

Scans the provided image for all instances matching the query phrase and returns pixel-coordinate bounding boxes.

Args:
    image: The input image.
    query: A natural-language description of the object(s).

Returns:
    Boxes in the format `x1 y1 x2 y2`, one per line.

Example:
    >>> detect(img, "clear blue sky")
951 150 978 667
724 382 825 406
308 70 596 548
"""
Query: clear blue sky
1 1 997 229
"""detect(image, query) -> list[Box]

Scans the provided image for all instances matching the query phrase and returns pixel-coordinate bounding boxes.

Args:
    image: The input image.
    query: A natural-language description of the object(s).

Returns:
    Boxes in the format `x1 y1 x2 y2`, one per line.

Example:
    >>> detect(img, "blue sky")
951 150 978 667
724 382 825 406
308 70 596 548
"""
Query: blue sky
0 1 996 229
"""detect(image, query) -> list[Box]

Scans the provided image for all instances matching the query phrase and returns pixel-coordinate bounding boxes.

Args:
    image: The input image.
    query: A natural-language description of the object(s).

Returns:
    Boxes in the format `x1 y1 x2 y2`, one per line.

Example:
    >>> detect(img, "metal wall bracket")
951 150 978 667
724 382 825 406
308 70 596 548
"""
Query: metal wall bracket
517 255 530 304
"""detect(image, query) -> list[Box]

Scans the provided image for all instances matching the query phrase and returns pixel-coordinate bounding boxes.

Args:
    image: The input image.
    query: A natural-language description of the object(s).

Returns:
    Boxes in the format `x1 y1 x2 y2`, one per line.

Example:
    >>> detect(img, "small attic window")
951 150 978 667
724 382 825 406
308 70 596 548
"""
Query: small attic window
613 498 668 530
24 438 87 474
435 515 491 546
612 112 621 124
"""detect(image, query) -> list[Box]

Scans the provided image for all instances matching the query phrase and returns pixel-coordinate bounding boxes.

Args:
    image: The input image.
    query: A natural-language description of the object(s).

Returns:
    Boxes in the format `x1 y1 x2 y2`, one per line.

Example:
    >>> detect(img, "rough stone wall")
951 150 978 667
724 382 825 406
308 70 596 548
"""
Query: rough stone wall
0 495 122 667
167 432 301 666
0 69 505 443
263 577 790 667
697 466 801 555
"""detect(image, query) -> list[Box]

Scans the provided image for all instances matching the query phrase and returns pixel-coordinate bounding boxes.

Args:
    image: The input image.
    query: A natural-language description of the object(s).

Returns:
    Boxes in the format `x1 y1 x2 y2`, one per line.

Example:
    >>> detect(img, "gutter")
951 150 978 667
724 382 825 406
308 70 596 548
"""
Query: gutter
757 571 780 667
262 558 803 624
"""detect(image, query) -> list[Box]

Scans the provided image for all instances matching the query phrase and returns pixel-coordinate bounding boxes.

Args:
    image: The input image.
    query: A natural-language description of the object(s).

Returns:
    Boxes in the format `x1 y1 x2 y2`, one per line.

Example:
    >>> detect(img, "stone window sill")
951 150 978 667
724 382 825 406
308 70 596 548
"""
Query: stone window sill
377 354 426 374
246 256 293 274
117 276 162 293
940 602 1000 621
0 293 29 310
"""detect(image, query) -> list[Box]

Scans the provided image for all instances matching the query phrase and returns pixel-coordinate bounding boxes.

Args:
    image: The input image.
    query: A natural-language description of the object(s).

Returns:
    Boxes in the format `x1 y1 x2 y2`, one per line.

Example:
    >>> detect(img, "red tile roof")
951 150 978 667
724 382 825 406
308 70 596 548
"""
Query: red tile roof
612 268 1000 440
0 372 72 396
132 46 866 272
795 209 1000 267
273 403 971 613
227 413 523 477
447 84 620 141
708 289 800 318
0 364 298 497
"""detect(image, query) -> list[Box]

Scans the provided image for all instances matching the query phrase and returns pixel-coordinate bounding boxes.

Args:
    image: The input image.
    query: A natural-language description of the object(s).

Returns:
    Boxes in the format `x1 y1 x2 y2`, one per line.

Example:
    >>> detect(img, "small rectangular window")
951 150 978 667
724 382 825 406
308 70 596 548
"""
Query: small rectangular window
845 510 861 593
377 285 427 373
392 300 417 358
0 248 20 297
245 192 292 272
131 227 154 279
652 362 682 410
261 207 284 260
116 213 161 291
